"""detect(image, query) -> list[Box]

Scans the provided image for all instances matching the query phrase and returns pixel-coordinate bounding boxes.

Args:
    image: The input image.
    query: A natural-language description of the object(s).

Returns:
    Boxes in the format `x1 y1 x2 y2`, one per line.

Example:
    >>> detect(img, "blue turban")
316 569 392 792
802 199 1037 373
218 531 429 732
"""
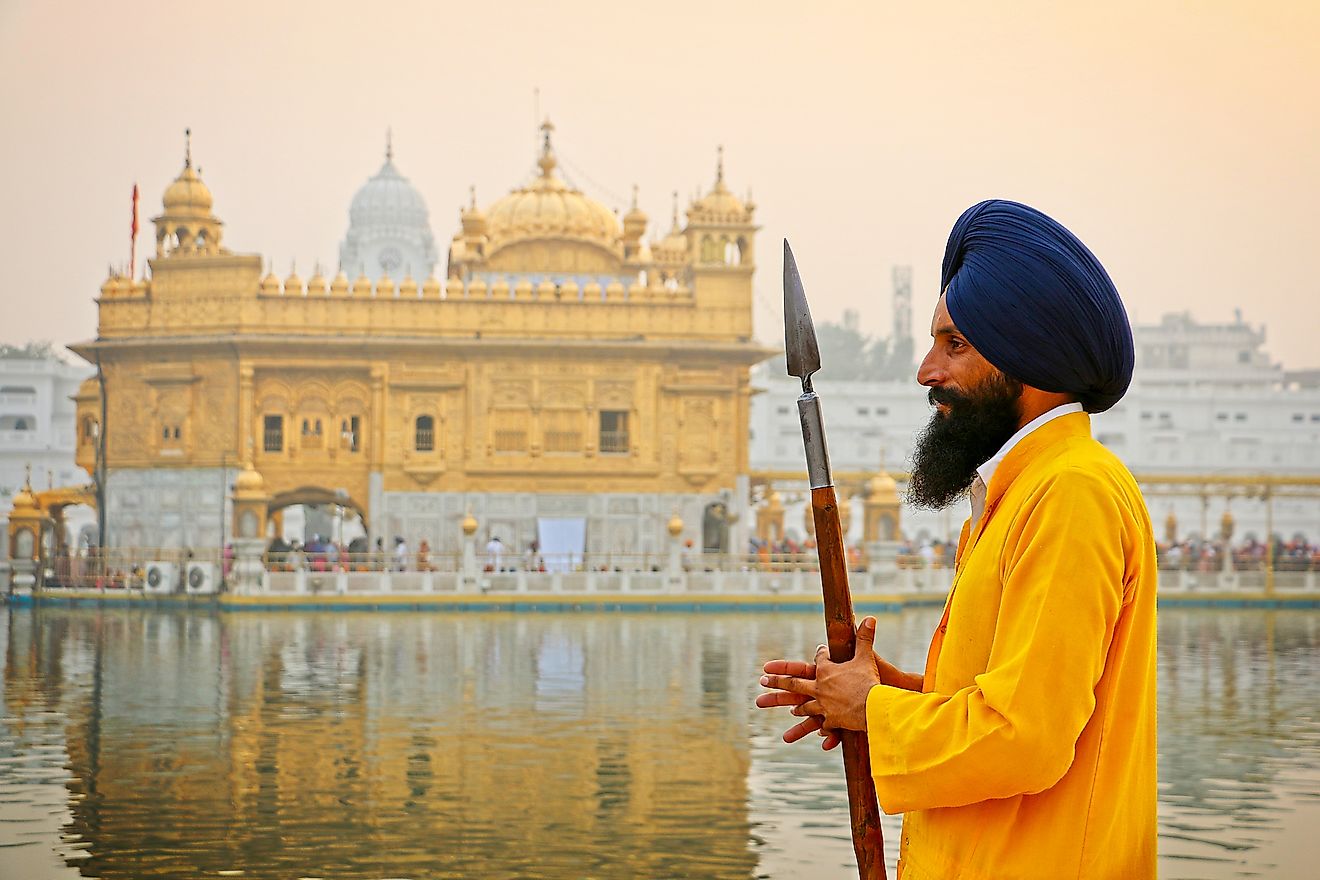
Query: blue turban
940 199 1134 413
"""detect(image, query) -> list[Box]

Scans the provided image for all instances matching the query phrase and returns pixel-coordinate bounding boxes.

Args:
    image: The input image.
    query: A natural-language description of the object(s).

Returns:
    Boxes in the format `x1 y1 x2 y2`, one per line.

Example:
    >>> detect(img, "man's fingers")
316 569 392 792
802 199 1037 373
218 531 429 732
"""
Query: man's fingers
782 715 825 744
790 699 824 717
762 659 816 679
855 616 877 652
760 673 816 697
822 732 842 751
754 691 810 709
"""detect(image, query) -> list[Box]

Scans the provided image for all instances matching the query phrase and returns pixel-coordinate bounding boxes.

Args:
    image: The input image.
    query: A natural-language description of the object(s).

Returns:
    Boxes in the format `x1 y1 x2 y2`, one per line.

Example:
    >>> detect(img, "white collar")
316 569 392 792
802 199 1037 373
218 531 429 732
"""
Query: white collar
975 402 1084 490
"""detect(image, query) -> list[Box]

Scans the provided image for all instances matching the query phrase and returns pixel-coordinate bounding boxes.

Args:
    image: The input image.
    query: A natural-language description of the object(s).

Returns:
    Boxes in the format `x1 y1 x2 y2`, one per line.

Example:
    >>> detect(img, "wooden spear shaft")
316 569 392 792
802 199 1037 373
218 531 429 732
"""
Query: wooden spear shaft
811 484 887 880
783 238 886 877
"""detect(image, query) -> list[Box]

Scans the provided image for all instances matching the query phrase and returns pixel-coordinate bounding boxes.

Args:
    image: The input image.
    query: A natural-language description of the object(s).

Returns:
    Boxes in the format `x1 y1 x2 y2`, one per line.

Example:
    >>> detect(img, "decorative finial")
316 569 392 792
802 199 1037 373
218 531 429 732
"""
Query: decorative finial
23 463 32 491
631 184 639 211
469 185 477 210
671 190 680 231
537 117 557 176
184 128 193 168
386 127 393 162
716 144 724 184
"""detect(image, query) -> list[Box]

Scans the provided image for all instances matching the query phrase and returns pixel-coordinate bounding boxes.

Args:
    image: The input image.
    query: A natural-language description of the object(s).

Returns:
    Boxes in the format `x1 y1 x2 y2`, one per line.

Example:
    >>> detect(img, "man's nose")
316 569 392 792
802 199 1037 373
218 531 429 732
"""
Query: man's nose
917 349 945 388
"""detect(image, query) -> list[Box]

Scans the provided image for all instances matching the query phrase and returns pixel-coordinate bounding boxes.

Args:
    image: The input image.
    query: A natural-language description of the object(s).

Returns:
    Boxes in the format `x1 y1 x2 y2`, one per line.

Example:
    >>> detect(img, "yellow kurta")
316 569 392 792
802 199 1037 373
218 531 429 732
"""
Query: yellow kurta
866 412 1157 879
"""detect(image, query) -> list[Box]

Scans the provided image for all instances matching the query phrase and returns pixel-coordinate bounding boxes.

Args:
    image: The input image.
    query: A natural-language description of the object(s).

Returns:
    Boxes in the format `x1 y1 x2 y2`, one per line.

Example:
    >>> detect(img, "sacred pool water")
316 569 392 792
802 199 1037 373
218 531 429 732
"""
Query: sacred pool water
1 606 1317 879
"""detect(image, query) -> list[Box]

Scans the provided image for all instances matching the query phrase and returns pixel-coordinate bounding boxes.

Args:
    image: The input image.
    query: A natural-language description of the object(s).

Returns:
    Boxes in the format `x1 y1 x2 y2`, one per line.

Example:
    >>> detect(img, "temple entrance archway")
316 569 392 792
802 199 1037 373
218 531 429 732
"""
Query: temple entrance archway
267 486 369 547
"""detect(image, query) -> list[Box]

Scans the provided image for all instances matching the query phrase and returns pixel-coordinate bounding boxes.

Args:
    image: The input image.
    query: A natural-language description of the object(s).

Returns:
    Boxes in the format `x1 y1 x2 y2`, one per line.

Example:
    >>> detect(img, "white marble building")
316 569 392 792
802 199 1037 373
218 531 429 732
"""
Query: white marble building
750 311 1320 547
337 137 439 284
0 346 95 556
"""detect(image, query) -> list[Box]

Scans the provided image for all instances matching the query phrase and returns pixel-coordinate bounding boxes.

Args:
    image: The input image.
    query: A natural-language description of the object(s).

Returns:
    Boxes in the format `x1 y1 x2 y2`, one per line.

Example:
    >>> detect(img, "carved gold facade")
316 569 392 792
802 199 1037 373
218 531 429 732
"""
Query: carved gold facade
72 126 770 551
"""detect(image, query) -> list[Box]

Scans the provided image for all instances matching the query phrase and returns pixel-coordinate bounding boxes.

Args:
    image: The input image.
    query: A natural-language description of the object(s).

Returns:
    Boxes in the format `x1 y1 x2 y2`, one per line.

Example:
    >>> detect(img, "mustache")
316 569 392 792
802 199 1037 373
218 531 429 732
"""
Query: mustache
927 386 973 408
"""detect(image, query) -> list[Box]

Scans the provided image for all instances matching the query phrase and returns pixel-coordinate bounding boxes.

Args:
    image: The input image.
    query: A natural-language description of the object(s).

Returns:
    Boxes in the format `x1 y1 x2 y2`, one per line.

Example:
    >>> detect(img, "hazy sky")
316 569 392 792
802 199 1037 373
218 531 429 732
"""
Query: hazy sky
2 1 1317 369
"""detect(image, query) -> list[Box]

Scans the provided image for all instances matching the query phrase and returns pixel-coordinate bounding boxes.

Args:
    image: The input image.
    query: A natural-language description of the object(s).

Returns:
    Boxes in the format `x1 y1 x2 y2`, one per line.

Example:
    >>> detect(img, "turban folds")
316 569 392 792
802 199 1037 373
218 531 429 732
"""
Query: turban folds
941 200 1134 413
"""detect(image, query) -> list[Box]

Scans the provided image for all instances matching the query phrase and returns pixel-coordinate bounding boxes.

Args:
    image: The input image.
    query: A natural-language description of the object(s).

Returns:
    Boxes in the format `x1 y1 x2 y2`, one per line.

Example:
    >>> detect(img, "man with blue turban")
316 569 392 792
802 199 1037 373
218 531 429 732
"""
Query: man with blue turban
758 200 1157 878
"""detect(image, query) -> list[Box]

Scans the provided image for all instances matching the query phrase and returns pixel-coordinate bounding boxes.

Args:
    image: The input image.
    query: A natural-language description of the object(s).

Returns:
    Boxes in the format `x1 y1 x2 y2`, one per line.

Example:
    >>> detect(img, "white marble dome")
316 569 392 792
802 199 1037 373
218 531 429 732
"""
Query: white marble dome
339 140 438 284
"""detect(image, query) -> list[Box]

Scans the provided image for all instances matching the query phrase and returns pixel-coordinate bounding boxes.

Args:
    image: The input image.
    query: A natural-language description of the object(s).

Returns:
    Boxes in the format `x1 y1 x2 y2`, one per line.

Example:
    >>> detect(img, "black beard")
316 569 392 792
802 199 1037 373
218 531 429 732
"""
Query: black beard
906 374 1024 510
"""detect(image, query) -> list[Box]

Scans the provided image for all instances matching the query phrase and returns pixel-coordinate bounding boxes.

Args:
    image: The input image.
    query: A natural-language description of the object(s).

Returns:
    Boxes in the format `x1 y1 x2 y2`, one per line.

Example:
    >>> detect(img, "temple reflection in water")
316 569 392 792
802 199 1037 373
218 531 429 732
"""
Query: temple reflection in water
2 607 1319 879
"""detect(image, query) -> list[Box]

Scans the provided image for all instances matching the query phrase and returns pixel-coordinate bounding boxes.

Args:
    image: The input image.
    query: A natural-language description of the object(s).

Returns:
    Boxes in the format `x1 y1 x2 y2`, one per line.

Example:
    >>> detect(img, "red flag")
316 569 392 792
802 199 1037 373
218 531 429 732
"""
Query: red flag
129 183 139 279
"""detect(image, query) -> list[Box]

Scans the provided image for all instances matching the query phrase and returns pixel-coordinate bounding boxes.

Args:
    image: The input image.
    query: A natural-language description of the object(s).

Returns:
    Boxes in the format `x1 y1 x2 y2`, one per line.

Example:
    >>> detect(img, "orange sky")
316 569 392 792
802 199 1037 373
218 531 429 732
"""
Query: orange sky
2 0 1317 368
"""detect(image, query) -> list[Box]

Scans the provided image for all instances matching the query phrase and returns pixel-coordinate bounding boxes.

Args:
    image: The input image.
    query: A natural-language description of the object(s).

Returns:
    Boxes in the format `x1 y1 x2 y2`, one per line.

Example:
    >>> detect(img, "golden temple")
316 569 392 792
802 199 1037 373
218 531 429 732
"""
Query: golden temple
69 124 771 555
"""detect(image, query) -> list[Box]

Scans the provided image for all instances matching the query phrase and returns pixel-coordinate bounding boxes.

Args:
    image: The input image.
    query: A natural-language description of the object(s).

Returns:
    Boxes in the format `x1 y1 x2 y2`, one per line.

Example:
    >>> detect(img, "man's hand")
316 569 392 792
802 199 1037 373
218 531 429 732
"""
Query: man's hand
756 616 885 749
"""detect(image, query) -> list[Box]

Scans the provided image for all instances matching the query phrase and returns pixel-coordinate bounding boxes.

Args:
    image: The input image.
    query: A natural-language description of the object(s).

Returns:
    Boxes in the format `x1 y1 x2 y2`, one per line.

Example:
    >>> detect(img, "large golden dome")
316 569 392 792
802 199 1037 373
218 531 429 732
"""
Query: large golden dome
484 120 620 256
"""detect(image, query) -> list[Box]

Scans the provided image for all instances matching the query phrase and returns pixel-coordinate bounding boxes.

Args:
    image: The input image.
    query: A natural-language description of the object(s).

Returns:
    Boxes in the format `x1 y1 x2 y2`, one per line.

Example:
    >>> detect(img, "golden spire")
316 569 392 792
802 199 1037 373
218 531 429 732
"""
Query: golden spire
184 127 192 168
469 184 477 210
386 127 394 162
631 183 639 211
670 190 680 232
716 144 724 185
538 117 557 177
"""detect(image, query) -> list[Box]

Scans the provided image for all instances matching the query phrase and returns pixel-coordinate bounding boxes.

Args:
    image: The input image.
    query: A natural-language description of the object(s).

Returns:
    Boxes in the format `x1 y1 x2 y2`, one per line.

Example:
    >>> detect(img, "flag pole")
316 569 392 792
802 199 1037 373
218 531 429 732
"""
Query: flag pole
129 183 139 280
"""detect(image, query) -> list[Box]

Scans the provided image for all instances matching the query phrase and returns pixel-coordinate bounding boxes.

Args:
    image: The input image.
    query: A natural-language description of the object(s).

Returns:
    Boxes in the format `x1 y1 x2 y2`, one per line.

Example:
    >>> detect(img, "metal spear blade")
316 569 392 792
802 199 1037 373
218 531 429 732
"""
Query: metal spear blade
783 239 821 382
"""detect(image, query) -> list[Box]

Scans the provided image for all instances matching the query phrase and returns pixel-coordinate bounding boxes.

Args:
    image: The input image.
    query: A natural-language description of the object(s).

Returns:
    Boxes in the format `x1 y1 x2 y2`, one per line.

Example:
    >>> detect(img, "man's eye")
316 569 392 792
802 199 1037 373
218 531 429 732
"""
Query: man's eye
948 339 965 351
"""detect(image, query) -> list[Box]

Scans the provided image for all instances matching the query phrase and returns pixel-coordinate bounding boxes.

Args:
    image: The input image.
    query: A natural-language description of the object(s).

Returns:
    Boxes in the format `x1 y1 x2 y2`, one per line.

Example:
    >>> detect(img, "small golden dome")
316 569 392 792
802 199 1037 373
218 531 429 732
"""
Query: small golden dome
468 276 488 298
491 276 510 299
351 270 372 297
284 267 304 296
376 272 396 298
422 274 441 297
583 280 602 300
461 510 478 536
765 488 783 511
461 186 487 235
536 279 556 299
445 278 464 299
514 278 534 299
11 484 38 511
399 273 418 298
605 280 625 300
689 146 747 220
627 280 645 299
330 269 350 296
162 164 214 218
260 269 281 296
623 185 647 237
306 267 328 295
868 471 899 502
560 279 579 299
234 465 265 494
667 511 684 537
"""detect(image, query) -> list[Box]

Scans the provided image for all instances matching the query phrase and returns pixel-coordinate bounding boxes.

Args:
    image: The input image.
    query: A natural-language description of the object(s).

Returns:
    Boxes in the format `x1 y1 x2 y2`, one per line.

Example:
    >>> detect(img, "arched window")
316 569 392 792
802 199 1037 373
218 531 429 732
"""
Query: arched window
415 415 435 452
723 239 740 265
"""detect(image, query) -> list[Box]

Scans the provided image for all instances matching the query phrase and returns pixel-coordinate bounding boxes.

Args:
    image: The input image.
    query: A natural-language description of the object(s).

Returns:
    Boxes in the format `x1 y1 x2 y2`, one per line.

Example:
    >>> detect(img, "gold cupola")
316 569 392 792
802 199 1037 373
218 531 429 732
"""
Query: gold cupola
153 128 226 258
476 119 623 274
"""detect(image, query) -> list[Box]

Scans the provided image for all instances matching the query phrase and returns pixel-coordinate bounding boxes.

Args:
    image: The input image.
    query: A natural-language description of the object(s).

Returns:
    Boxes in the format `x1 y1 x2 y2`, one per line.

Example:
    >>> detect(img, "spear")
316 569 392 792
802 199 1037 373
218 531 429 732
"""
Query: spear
783 239 887 879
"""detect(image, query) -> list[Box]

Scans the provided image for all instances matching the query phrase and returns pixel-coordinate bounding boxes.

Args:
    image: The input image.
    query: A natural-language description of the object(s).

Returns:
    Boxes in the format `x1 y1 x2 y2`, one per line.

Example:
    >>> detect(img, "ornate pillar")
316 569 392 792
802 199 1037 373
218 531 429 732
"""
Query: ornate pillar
229 463 270 595
460 510 479 592
5 477 45 594
863 470 903 581
666 511 684 592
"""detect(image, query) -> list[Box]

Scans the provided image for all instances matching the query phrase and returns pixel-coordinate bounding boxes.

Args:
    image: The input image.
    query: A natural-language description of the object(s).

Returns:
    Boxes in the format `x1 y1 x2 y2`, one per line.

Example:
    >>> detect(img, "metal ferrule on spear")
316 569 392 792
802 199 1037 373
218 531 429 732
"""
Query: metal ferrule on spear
783 239 887 880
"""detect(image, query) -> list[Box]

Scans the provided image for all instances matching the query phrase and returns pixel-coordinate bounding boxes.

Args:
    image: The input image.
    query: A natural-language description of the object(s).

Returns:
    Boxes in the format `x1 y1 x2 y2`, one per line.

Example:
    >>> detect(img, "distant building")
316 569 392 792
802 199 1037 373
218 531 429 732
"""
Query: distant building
0 344 94 555
69 125 770 555
338 135 439 284
751 310 1320 546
